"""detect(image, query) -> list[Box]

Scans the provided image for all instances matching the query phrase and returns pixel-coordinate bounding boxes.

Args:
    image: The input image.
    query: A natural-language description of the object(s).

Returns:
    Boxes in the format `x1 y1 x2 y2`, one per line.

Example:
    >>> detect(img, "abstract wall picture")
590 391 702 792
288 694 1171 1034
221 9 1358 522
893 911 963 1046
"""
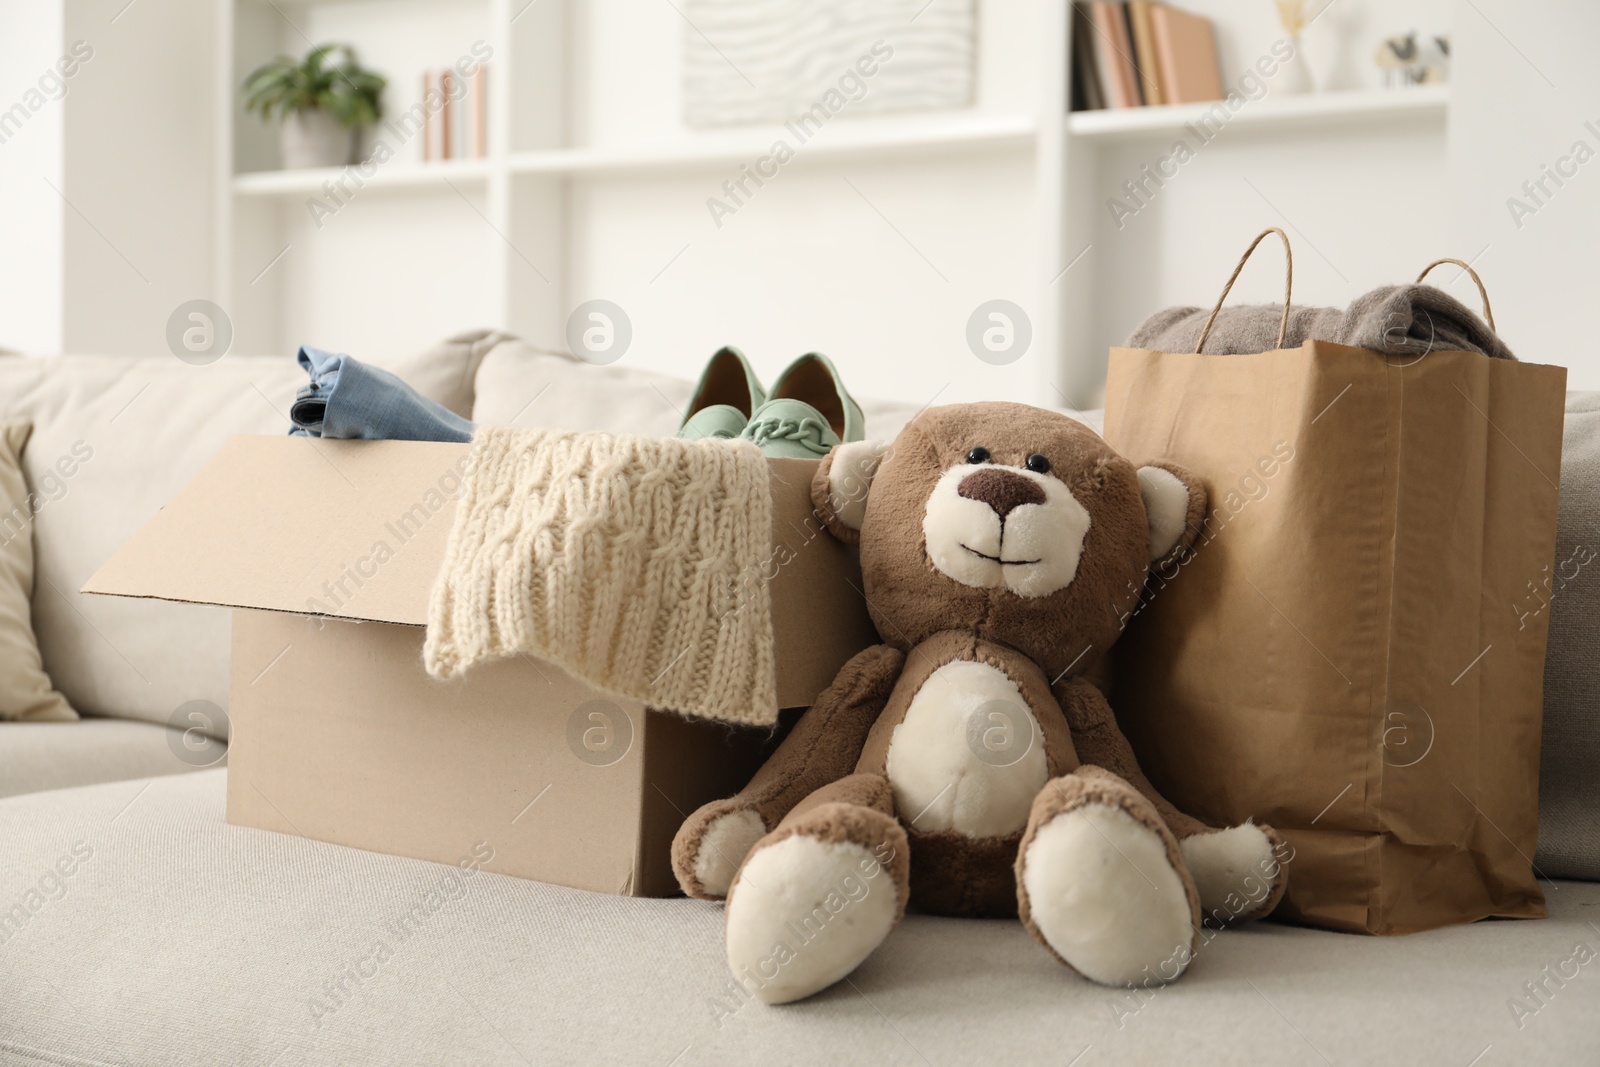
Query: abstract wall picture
682 0 975 128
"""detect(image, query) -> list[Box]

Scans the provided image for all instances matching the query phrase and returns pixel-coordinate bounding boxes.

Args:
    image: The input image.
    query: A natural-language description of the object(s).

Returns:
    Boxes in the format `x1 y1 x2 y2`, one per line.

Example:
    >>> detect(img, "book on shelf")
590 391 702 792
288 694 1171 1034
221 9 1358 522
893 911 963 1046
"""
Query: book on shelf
1150 4 1223 104
440 69 456 160
1090 1 1140 108
1127 1 1163 106
1070 2 1222 112
470 65 489 160
420 70 435 161
1069 3 1105 111
419 64 491 163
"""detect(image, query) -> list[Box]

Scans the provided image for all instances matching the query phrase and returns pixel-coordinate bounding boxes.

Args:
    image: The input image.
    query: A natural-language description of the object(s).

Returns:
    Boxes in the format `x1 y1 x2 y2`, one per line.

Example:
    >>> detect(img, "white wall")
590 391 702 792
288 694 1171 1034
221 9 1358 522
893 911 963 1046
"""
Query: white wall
62 0 216 356
563 0 1048 403
0 1 66 354
569 149 1039 406
0 0 214 358
1451 0 1600 385
278 185 502 358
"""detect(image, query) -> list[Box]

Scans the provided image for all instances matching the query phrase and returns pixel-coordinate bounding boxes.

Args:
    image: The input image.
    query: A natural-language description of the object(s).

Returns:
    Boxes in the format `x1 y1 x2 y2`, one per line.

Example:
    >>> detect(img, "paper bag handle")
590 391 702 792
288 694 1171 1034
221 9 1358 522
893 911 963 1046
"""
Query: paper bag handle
1415 258 1496 332
1195 227 1293 354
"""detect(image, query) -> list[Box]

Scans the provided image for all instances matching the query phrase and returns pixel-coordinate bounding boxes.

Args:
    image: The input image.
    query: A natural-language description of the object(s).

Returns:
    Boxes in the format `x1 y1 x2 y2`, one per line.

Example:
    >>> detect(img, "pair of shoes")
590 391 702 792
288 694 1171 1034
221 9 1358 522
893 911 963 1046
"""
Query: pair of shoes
678 347 864 459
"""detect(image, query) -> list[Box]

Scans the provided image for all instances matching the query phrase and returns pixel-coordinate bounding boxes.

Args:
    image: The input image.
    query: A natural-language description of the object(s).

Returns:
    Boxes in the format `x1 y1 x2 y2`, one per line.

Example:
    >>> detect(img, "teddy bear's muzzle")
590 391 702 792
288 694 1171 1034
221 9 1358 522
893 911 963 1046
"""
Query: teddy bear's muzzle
957 467 1046 521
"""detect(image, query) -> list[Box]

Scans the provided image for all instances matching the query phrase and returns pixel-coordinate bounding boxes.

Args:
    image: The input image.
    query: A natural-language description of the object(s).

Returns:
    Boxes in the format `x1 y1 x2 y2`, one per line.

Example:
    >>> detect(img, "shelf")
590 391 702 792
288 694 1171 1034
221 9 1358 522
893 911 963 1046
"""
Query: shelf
1067 85 1449 142
232 157 491 197
507 113 1035 177
230 115 1036 194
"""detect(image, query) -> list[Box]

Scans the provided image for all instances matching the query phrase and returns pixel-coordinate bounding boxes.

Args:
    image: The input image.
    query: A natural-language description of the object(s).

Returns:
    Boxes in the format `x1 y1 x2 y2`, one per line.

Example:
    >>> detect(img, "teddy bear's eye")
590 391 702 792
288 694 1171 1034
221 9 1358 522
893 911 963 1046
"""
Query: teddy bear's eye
966 446 991 464
1025 453 1051 474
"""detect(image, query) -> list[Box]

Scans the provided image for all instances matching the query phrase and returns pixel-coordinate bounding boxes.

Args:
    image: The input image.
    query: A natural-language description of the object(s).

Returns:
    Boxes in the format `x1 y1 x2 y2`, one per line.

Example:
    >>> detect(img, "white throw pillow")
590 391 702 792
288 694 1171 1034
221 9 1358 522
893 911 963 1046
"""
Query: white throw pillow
372 328 513 419
0 420 76 721
472 341 692 436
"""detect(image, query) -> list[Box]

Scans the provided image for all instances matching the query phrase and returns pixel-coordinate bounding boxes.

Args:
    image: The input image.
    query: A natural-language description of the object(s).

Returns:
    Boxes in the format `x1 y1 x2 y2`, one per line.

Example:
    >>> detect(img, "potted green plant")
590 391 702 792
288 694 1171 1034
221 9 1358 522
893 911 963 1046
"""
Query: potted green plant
243 44 386 170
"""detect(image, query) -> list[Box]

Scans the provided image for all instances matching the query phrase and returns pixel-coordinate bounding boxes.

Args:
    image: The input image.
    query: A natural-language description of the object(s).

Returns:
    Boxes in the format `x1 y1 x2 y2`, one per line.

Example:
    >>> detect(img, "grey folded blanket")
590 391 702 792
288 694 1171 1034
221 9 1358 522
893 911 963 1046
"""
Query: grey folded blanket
1128 283 1516 361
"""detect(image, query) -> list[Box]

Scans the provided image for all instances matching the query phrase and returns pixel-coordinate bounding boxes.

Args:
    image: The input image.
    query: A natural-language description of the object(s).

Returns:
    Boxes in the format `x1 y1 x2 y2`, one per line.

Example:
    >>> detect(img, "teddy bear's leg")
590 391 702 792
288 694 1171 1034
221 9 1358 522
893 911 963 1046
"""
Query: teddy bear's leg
672 645 904 900
723 773 910 1005
1015 766 1201 986
1053 675 1289 927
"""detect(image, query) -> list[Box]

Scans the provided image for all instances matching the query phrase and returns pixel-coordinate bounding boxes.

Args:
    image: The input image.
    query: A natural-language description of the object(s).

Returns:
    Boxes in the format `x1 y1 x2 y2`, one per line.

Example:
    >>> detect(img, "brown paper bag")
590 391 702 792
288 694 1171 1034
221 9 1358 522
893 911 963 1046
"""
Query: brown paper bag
1103 229 1566 934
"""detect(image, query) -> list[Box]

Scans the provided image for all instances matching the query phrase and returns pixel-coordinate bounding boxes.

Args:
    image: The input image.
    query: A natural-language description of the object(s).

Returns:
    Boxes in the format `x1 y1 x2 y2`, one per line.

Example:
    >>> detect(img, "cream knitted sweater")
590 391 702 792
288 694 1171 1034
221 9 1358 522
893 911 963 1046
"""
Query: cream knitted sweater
423 426 778 726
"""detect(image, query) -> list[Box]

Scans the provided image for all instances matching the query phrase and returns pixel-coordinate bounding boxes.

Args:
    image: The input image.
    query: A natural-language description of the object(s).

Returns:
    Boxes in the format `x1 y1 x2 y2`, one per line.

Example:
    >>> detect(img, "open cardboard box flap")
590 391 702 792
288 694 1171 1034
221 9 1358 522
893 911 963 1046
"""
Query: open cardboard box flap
83 435 466 626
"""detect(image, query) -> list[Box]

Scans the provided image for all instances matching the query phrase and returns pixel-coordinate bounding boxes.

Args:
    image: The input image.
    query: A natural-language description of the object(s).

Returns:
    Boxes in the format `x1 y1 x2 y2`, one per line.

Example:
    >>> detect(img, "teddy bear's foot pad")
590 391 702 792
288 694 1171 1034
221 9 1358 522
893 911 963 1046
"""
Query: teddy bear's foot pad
690 809 767 899
1180 822 1286 926
1018 774 1199 986
725 834 897 1004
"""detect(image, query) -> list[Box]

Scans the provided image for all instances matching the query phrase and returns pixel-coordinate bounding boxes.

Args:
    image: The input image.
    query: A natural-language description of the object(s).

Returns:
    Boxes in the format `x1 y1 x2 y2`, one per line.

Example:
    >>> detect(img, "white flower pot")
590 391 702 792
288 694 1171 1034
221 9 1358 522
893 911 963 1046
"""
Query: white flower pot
280 109 354 169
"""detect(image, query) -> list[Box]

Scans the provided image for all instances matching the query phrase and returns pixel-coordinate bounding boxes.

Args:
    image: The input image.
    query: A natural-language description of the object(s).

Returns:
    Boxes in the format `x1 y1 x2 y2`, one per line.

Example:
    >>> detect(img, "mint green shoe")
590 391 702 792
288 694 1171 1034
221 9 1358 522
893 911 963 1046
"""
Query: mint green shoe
739 353 864 459
678 346 765 441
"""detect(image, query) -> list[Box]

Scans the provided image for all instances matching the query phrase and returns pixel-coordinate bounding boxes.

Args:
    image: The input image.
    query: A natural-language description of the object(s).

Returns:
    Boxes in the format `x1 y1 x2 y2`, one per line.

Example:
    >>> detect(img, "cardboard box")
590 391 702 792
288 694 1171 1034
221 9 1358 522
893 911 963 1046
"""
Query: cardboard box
85 436 877 895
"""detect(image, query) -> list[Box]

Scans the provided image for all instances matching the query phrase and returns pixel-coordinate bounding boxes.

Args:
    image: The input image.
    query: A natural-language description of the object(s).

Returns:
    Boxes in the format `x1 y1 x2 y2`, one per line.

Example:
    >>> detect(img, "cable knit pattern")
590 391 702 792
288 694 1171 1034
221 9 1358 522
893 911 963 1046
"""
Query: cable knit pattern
424 426 778 726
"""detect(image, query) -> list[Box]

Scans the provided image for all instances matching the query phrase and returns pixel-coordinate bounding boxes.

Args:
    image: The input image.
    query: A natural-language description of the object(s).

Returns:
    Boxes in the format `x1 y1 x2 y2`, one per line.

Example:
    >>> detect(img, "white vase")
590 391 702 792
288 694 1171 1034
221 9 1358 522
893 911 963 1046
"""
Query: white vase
1277 34 1315 94
279 109 354 170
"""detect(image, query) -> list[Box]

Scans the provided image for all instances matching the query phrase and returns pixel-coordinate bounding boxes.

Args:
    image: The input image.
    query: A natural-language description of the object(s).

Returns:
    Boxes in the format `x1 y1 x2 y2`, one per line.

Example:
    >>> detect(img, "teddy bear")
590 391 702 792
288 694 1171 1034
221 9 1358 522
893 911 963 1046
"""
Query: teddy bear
671 401 1288 1004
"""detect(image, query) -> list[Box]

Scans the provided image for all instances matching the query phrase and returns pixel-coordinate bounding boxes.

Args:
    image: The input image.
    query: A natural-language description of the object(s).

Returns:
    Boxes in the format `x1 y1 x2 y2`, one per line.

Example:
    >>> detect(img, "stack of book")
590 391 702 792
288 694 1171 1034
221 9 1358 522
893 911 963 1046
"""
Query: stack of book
420 65 489 161
1071 2 1223 110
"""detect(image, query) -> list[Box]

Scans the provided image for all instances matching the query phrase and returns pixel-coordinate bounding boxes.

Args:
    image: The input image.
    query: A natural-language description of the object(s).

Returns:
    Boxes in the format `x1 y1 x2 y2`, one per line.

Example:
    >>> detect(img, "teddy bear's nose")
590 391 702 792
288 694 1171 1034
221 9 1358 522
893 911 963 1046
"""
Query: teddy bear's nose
958 467 1046 520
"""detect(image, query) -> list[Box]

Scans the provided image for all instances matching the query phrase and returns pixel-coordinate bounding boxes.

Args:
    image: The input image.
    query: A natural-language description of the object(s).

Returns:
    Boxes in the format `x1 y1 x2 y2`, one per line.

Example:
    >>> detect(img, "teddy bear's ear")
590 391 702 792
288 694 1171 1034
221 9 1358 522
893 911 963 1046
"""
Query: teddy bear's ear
1136 461 1207 569
810 439 889 545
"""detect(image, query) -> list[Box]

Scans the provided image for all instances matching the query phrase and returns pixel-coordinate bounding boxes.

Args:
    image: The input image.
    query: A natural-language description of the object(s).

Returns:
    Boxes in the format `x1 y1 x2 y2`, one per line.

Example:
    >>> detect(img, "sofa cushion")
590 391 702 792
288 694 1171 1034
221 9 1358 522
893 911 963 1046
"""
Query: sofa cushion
0 771 1595 1064
472 342 693 435
1536 392 1600 880
0 421 74 721
0 355 303 734
0 716 223 799
376 328 513 420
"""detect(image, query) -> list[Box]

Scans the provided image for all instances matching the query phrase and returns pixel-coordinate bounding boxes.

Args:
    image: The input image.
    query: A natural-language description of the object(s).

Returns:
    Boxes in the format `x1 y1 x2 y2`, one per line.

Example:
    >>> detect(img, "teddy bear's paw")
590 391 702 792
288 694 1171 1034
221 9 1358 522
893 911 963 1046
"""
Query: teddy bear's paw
694 809 767 899
672 802 767 901
1018 777 1199 987
725 831 898 1004
1181 823 1288 927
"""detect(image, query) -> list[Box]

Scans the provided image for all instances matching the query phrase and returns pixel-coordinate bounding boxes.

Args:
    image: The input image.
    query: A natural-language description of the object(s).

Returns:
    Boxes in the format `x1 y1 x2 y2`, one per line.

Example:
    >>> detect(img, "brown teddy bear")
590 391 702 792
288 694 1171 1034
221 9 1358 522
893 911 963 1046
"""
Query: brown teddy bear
672 401 1288 1003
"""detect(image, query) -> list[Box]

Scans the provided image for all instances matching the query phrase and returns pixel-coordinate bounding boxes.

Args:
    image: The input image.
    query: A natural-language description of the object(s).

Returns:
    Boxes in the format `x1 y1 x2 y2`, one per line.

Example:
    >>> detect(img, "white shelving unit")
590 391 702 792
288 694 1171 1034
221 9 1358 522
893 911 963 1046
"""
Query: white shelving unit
213 0 1452 407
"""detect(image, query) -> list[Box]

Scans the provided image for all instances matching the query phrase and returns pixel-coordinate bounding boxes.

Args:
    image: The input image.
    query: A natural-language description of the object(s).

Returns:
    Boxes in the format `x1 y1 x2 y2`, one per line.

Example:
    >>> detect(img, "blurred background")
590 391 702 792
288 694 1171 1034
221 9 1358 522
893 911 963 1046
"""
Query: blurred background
0 0 1594 408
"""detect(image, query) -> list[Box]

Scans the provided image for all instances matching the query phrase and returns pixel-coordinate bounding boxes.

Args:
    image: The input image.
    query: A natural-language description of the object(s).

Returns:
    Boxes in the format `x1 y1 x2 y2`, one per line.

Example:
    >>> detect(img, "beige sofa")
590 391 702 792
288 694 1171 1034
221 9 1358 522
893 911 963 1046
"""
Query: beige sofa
1 339 1595 1065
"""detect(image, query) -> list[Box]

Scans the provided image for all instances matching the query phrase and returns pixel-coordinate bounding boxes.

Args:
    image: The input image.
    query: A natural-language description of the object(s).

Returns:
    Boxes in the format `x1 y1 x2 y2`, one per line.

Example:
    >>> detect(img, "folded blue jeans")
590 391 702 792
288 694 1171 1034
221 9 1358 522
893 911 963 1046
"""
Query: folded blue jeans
289 346 475 443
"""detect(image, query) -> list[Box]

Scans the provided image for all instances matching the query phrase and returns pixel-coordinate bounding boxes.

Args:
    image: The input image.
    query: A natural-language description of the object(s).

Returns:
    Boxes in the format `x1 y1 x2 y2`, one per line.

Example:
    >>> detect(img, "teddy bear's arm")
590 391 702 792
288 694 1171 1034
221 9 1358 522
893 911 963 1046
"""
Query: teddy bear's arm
1051 674 1211 839
671 643 905 900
